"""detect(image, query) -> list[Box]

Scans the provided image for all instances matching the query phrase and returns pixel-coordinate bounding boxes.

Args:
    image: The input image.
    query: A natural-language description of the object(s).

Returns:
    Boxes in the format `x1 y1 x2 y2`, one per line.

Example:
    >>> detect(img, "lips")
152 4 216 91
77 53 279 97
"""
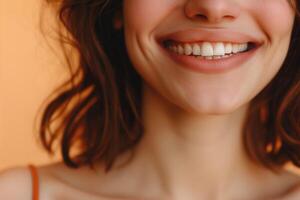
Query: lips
156 28 263 74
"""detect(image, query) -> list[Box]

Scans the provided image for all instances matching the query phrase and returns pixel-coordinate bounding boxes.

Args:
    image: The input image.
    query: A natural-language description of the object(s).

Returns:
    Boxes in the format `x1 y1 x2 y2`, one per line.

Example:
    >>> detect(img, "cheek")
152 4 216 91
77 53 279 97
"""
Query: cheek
243 1 295 111
122 0 177 86
252 0 295 39
250 0 295 79
123 0 175 32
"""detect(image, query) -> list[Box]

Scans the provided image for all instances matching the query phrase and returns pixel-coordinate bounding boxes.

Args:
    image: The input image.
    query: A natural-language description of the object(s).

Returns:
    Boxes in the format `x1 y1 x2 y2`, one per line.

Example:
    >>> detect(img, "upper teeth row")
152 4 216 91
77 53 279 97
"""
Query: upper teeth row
168 42 248 57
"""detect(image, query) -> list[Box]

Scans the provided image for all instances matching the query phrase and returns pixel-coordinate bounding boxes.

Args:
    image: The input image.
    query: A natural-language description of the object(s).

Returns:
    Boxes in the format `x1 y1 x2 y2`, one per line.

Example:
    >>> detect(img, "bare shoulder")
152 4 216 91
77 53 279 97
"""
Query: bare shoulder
277 169 300 200
0 162 104 200
278 183 300 200
0 166 32 200
36 161 112 199
0 162 94 200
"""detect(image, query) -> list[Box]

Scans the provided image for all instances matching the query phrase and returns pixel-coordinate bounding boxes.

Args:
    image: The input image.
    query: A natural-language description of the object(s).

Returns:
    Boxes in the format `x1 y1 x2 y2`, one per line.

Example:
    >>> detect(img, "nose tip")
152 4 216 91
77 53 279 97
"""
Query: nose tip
185 0 240 24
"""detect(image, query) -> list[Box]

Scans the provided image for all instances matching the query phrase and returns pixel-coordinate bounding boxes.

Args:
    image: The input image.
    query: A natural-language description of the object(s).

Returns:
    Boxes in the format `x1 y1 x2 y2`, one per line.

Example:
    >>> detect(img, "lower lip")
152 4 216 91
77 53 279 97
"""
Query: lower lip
161 45 259 74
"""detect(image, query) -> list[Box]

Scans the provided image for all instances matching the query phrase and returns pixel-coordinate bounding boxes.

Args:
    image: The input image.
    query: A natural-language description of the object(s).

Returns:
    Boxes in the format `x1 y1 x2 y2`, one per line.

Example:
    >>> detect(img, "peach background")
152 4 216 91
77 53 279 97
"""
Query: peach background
0 0 66 170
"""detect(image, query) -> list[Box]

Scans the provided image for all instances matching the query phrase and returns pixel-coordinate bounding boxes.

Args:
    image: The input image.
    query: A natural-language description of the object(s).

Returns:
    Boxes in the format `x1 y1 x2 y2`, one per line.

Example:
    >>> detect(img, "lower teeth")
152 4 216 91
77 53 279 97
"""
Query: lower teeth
194 54 234 59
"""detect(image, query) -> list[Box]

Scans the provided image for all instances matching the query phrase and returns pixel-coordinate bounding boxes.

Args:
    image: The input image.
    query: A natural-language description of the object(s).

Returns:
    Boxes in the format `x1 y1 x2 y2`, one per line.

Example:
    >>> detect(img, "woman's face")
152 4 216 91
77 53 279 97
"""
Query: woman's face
122 0 295 114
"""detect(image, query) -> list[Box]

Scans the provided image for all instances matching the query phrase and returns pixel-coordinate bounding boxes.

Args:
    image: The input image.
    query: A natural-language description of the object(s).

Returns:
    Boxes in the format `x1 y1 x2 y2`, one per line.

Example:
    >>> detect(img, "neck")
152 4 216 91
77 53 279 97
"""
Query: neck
128 85 290 199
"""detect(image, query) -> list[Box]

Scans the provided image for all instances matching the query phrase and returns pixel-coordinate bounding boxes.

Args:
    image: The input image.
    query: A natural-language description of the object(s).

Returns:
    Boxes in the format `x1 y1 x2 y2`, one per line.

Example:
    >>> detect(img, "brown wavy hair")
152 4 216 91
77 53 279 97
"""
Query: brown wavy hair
38 0 300 172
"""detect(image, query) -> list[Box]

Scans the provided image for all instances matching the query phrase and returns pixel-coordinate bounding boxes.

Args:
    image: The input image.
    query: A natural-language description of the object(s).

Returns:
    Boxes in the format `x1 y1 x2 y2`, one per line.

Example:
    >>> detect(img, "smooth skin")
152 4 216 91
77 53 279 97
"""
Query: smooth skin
1 0 300 199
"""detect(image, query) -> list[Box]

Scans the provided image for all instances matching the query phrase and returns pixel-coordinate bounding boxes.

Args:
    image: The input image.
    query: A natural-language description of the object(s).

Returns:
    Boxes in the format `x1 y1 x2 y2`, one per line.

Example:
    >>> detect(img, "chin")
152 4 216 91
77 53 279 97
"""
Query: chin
186 107 240 115
178 98 247 115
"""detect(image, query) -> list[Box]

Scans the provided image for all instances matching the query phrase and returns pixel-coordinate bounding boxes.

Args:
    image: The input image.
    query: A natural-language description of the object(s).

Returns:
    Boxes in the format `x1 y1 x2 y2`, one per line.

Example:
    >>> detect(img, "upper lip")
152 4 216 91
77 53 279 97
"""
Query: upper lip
157 28 264 46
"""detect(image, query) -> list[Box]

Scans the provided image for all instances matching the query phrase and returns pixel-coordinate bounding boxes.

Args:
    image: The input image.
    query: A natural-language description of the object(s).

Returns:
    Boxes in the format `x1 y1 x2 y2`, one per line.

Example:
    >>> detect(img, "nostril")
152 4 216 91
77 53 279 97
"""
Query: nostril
195 14 208 20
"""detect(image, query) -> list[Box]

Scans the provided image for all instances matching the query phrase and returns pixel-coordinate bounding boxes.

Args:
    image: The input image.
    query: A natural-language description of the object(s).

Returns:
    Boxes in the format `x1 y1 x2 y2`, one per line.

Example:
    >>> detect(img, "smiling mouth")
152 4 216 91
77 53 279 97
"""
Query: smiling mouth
158 38 261 74
162 40 257 60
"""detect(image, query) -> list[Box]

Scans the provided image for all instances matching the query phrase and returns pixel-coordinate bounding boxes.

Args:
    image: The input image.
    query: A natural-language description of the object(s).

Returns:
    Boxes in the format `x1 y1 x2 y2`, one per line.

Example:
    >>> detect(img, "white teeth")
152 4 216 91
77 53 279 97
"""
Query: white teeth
192 44 201 56
224 43 232 54
213 42 225 56
232 44 239 53
238 43 248 52
169 41 249 58
184 43 193 55
201 42 214 56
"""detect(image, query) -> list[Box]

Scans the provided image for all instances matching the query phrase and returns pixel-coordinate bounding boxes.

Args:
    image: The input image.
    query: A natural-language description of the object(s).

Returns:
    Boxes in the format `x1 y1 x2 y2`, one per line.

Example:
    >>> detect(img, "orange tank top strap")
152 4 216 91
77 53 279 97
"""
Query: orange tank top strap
28 164 39 200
